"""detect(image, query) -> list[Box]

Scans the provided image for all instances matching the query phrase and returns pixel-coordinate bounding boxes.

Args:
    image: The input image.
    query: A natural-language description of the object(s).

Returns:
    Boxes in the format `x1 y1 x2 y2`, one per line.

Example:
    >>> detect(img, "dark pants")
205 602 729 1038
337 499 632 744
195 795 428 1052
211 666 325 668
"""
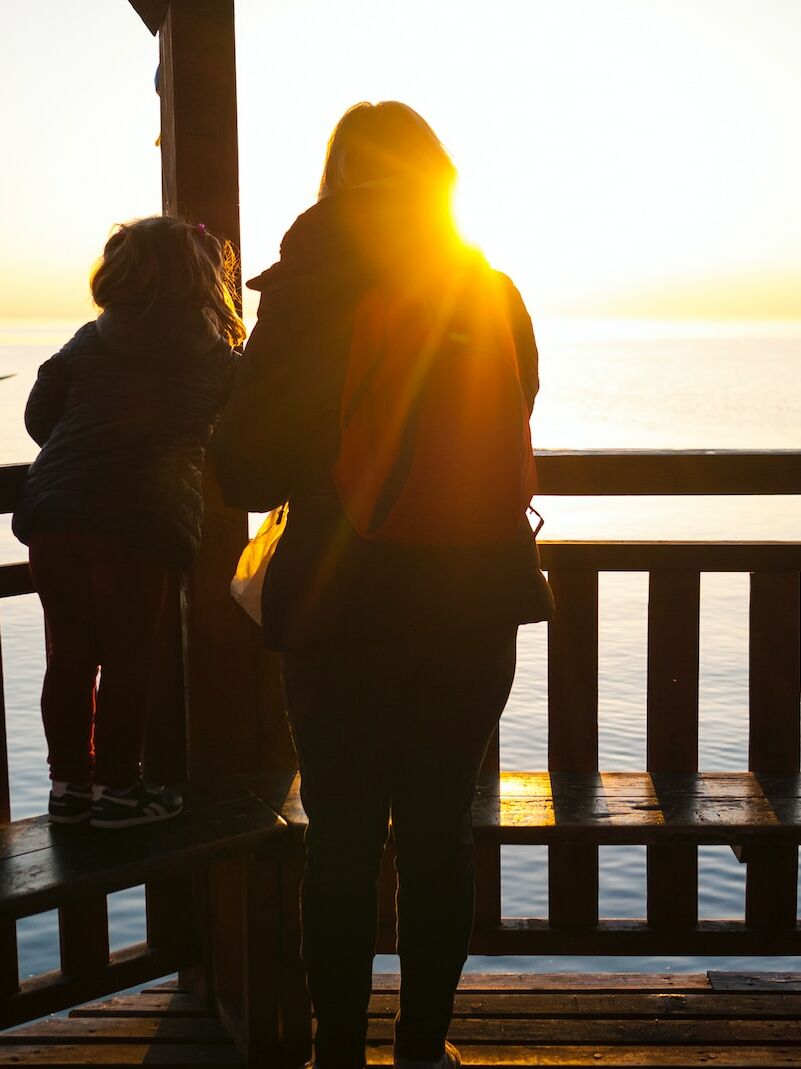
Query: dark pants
28 531 168 788
283 627 517 1068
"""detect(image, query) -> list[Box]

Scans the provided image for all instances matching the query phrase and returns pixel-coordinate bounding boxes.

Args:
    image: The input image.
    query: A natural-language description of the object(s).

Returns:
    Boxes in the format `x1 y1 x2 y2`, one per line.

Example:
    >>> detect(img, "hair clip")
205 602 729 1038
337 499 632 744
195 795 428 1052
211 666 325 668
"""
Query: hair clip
196 223 207 236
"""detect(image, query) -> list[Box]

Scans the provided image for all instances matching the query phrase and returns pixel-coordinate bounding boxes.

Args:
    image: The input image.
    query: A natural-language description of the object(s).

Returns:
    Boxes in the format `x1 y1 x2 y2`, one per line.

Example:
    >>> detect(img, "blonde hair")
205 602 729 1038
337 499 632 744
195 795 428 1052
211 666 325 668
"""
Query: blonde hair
319 101 457 201
91 216 246 347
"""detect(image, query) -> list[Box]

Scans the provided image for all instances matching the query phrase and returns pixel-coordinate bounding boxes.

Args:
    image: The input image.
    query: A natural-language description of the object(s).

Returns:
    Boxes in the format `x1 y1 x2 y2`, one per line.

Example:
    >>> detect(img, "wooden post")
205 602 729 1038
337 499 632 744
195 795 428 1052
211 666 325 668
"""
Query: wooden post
746 572 800 929
547 568 599 928
157 2 301 1058
0 631 19 998
646 570 700 930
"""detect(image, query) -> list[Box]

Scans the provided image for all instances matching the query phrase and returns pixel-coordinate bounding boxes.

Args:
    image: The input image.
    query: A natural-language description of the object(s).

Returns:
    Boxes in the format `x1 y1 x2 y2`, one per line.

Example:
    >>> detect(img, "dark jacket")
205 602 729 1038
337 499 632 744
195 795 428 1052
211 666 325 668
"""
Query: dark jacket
13 309 238 568
211 184 541 649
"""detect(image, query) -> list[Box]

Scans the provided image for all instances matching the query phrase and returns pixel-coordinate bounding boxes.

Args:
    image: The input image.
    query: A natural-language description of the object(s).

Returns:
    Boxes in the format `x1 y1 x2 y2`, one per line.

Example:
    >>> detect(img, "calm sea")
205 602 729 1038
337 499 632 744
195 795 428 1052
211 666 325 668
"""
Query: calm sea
2 317 800 982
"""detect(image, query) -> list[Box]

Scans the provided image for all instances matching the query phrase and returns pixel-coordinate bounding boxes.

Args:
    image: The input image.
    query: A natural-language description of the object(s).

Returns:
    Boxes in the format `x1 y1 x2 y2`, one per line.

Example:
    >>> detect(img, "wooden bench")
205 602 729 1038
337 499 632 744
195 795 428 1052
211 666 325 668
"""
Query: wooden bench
262 761 801 961
0 779 287 1029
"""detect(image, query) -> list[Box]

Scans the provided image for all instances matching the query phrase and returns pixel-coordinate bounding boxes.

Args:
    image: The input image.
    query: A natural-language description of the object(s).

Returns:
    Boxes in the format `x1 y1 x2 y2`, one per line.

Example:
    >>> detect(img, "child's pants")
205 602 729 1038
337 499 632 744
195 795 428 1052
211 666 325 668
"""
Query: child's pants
283 627 517 1068
28 531 168 788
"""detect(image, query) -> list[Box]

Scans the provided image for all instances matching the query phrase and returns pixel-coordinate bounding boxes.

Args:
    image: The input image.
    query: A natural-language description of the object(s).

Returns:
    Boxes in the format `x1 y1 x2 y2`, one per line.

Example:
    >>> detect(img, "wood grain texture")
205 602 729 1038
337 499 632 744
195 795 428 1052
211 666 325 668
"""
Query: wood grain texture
646 571 700 929
547 569 599 928
534 449 801 496
746 572 800 929
0 791 285 920
59 895 109 976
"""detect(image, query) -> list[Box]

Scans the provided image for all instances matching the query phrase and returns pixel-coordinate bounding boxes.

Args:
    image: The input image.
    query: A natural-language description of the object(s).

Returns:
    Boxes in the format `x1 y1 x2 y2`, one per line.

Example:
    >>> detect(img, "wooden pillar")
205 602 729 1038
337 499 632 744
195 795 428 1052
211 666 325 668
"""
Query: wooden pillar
159 0 261 783
157 4 304 1061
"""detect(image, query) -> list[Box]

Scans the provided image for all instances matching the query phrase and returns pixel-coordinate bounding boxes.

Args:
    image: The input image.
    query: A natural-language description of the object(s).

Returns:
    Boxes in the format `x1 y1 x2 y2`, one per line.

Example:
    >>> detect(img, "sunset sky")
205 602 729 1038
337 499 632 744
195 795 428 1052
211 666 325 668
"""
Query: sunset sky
1 0 799 323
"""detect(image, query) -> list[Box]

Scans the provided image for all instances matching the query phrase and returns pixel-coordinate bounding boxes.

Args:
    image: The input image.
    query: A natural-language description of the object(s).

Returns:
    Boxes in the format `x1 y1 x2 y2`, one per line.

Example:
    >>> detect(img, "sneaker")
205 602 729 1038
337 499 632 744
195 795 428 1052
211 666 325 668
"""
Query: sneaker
395 1041 461 1069
48 782 93 824
90 781 183 829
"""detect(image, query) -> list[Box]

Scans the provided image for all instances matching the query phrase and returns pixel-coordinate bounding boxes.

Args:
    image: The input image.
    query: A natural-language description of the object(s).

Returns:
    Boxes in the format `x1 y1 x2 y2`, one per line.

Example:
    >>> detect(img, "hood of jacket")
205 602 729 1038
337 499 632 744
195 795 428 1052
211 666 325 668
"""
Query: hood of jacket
246 181 468 305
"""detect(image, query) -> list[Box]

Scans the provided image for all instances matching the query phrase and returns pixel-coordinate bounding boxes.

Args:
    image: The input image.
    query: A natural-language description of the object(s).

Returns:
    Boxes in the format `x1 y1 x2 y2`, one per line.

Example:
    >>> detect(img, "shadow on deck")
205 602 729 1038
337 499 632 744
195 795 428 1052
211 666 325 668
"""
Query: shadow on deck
4 972 801 1066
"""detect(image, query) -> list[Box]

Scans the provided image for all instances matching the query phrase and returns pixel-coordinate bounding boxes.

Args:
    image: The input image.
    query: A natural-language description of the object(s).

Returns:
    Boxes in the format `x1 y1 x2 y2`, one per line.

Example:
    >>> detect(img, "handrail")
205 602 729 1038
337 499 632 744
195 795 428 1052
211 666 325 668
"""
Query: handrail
534 450 801 495
4 452 801 510
1 449 799 1050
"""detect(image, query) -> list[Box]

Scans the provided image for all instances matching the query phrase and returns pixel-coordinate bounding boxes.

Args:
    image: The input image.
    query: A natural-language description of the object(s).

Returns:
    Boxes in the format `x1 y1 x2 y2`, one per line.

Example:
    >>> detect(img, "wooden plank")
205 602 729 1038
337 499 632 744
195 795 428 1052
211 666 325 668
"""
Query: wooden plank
747 572 800 930
647 571 700 773
539 542 801 573
146 876 197 959
364 1017 801 1043
240 855 285 1061
0 563 34 599
71 992 213 1019
0 1044 244 1064
547 569 599 929
745 844 798 931
469 771 801 844
0 627 18 1002
370 973 713 992
0 465 28 515
749 573 801 775
709 972 801 992
358 1045 801 1066
469 918 801 956
58 895 109 975
534 448 801 496
3 945 197 1030
0 794 285 920
364 1044 801 1065
548 571 599 772
0 922 17 1001
369 989 801 1018
646 571 699 930
272 770 801 843
1 1016 232 1043
0 629 11 821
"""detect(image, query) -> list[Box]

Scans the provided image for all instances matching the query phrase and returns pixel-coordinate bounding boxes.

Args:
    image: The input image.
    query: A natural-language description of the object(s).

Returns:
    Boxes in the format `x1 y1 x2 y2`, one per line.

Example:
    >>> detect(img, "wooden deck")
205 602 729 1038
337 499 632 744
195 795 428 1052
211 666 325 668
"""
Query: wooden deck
3 974 801 1066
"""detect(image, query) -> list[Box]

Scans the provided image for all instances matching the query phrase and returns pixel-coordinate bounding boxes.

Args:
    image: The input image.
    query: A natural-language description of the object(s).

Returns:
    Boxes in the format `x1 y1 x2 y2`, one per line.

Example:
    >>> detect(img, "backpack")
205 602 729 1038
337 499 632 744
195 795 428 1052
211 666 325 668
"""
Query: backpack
333 258 537 548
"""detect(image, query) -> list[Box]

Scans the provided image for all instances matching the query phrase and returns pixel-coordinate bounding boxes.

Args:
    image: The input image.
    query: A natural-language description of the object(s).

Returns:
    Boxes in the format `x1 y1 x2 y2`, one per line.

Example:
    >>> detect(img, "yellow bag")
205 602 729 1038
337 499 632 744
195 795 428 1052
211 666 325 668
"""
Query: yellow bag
230 504 288 624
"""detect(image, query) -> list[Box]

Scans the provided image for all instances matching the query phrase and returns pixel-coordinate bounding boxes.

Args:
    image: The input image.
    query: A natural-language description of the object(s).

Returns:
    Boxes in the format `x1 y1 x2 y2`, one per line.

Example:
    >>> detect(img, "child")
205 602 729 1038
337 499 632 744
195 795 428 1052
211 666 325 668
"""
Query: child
13 216 243 828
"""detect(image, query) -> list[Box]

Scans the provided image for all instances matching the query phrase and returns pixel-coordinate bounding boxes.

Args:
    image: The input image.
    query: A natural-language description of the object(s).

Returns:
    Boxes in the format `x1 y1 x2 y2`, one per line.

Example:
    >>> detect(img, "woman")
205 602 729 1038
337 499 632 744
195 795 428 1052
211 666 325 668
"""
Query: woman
213 101 548 1069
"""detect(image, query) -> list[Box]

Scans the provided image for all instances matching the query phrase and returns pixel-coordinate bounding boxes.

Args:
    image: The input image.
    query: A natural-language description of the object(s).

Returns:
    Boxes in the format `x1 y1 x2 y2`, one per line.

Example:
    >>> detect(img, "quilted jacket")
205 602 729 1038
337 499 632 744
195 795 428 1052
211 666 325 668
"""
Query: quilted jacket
212 184 541 648
13 308 237 567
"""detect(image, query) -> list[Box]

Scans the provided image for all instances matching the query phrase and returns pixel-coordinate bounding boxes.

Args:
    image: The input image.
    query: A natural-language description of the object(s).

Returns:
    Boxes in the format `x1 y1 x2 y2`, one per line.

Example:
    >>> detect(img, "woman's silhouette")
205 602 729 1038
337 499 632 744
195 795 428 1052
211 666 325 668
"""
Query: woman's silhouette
213 101 546 1069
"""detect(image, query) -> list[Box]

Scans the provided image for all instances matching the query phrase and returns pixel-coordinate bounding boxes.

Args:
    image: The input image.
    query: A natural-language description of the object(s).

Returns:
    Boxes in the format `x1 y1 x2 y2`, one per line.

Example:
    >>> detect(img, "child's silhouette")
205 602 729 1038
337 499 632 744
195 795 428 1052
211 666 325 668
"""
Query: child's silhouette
13 216 243 828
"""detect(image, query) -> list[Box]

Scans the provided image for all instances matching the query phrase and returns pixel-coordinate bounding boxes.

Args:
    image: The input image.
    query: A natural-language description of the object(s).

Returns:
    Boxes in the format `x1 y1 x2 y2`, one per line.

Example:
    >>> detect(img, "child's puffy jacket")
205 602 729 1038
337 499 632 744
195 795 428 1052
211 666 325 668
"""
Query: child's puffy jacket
13 309 238 567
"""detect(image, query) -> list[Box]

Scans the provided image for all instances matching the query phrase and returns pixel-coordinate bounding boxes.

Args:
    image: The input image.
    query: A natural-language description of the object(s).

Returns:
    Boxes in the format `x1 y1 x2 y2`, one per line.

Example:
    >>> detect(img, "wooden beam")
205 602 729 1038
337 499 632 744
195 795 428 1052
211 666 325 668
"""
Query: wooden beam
159 1 262 785
127 0 169 35
535 449 801 495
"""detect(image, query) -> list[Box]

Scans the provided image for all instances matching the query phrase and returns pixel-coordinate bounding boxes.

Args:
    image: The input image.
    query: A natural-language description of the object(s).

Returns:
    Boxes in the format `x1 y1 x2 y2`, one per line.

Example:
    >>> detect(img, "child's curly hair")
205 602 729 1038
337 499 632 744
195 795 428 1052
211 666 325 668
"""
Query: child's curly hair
91 216 246 347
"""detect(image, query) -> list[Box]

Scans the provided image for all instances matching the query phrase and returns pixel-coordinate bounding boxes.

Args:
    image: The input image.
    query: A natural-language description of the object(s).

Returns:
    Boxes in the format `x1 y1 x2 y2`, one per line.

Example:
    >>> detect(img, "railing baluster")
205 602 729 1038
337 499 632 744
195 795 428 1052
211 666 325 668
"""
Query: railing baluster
0 629 20 997
746 572 800 929
146 875 198 958
646 570 700 929
58 896 109 975
474 725 501 931
547 568 599 927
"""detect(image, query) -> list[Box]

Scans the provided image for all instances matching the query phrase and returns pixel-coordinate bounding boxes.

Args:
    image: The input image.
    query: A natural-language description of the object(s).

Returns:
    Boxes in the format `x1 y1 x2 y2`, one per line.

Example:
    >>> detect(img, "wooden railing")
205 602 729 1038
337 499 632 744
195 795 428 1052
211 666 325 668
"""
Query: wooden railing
1 451 800 1054
473 450 801 958
0 462 292 1055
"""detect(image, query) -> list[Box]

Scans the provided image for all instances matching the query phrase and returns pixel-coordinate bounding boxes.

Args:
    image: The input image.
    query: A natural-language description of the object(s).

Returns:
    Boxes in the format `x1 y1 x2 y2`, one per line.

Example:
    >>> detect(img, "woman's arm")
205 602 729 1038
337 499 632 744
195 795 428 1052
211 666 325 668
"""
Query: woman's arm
211 286 316 512
24 351 70 446
502 275 539 415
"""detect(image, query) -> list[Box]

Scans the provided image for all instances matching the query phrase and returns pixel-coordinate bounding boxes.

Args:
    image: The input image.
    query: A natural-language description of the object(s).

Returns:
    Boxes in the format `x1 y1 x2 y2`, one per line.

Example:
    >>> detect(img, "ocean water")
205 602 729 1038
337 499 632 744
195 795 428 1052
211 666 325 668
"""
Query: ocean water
1 317 800 983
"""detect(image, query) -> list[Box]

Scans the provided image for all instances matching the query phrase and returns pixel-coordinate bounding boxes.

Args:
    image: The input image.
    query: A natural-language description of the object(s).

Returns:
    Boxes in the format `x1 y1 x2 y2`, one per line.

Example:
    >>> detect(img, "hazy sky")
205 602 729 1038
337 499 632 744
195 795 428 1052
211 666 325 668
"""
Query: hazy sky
1 0 799 322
